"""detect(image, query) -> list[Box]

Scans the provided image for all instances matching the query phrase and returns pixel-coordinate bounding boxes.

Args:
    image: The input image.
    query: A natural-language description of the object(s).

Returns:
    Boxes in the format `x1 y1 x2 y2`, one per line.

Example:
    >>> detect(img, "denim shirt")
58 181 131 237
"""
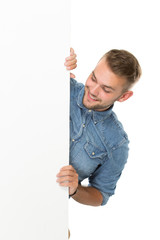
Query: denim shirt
70 78 129 205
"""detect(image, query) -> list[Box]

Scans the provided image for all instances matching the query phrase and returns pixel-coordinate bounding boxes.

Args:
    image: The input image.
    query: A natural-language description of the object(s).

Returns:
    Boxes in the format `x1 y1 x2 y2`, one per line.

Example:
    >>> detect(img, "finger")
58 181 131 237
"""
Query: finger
66 64 77 70
60 165 77 171
65 53 77 61
70 47 75 56
57 170 77 177
56 176 74 183
64 58 77 67
57 170 78 178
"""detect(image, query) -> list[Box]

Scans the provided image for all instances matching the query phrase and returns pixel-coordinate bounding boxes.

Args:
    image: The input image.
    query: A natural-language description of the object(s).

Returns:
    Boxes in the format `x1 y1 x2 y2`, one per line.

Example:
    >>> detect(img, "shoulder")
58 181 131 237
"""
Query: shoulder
70 78 84 98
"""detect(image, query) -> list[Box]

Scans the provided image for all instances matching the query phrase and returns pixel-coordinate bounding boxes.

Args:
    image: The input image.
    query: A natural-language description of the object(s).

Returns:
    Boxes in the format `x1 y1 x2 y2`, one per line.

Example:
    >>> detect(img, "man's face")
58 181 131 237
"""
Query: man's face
83 58 132 111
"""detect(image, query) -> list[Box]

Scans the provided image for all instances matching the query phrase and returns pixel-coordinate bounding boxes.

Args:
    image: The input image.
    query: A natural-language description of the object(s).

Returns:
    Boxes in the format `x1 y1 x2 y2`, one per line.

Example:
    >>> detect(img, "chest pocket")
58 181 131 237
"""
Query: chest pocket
84 142 107 160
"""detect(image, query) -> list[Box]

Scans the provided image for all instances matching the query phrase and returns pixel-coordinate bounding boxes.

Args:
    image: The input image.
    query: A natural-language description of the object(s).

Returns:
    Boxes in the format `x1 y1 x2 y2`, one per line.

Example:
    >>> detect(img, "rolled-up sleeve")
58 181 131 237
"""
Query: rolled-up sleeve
99 191 110 206
88 142 129 206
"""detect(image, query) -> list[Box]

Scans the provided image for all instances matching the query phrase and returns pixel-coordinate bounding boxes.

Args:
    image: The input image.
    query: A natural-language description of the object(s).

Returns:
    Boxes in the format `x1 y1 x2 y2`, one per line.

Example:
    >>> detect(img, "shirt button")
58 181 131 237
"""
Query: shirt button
72 139 75 142
83 124 85 128
94 122 97 124
89 110 92 112
92 152 95 155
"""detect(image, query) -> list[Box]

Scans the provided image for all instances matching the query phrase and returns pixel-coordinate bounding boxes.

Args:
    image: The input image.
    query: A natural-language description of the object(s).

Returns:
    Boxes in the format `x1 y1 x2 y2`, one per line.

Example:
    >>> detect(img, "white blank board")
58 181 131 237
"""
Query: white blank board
0 1 70 239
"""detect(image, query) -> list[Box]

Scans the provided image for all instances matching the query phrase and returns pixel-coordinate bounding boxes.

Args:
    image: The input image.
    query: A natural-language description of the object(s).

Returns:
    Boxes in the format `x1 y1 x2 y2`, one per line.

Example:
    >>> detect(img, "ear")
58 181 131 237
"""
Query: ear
117 91 133 102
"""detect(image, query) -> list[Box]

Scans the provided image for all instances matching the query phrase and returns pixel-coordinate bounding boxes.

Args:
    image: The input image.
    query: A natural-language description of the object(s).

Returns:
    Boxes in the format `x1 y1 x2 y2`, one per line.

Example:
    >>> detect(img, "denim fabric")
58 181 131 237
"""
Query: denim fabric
69 78 129 205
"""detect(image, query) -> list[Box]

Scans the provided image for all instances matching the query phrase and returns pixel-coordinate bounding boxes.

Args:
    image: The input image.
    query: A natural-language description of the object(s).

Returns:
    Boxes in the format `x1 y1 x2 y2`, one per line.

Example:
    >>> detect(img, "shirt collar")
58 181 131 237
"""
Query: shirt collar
77 87 113 123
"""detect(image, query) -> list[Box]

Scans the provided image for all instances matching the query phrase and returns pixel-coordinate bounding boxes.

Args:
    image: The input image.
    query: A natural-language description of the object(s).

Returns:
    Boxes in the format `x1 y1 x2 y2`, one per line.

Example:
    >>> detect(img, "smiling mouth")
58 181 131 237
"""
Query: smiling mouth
88 92 98 101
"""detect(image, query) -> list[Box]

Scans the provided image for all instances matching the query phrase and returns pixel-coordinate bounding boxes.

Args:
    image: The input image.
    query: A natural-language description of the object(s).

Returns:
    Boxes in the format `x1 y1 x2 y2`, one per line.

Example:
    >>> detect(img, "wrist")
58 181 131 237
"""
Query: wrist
69 187 78 198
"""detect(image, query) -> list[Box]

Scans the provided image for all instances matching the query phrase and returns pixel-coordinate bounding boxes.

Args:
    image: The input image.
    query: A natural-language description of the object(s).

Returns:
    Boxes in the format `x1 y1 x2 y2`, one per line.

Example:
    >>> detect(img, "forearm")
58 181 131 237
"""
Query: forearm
57 165 103 206
71 184 103 207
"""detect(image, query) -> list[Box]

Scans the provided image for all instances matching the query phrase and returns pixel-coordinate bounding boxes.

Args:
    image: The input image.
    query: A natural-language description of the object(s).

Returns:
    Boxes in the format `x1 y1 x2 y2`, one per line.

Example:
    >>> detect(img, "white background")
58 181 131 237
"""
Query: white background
69 0 160 239
0 1 70 239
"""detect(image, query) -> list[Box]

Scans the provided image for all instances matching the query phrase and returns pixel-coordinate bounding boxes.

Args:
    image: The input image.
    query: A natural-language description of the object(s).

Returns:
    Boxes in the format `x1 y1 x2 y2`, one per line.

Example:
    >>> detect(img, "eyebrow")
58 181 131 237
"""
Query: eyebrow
92 71 115 91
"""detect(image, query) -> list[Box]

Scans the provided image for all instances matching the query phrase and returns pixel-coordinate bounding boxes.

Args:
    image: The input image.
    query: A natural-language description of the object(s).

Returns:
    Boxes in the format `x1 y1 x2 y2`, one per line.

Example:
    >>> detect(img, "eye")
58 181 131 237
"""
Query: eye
91 76 96 82
103 88 111 94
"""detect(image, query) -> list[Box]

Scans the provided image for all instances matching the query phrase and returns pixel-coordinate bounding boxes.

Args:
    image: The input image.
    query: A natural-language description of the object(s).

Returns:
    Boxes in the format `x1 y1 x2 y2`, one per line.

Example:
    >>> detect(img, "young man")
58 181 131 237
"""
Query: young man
56 48 141 206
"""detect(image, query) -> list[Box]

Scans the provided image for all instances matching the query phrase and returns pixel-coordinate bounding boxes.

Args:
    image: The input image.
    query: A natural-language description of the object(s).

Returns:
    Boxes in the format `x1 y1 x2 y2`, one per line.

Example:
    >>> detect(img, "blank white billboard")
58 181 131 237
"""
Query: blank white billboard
0 1 70 239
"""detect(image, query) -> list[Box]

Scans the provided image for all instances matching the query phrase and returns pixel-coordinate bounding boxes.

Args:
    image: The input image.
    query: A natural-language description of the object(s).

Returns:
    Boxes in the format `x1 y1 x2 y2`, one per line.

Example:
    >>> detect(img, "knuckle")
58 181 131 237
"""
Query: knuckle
72 54 76 59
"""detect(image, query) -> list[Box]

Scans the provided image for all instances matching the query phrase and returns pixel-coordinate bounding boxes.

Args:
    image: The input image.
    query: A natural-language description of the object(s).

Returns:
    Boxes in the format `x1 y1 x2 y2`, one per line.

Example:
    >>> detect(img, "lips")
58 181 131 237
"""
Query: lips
88 92 98 101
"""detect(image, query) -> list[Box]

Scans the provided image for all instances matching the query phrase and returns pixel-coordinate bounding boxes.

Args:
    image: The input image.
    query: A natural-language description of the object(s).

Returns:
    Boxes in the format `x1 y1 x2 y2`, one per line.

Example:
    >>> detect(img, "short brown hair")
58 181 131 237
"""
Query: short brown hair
102 49 142 90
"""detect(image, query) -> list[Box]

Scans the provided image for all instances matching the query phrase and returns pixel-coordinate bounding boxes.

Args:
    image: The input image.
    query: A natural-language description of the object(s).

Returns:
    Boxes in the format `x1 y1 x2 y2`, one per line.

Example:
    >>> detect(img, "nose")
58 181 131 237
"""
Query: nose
90 84 99 96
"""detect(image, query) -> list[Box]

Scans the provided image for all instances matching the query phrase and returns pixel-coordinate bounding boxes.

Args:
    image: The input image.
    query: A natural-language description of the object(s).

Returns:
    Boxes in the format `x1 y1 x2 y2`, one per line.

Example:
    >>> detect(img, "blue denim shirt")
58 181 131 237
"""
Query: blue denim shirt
70 78 129 205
